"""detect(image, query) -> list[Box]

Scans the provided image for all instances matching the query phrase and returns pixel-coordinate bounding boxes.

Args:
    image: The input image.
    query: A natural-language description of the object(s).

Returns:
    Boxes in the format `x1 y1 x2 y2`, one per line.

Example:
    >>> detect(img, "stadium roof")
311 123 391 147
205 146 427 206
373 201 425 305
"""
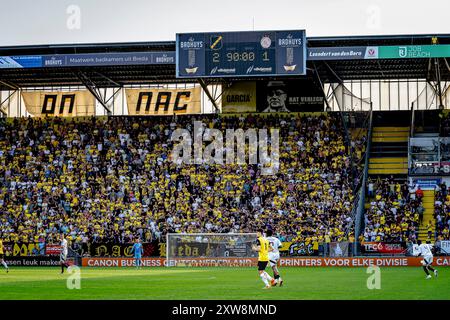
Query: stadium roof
0 33 449 90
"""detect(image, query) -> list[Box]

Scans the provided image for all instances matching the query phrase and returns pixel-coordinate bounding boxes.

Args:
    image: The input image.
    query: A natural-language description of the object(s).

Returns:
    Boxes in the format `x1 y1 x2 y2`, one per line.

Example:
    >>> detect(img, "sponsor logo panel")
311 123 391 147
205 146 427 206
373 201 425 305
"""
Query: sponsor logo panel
221 81 257 113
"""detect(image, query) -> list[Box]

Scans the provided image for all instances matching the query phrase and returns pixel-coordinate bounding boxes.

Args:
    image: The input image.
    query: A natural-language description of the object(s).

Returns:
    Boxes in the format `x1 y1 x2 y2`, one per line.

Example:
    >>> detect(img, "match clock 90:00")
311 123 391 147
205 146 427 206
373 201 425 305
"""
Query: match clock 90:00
211 51 270 63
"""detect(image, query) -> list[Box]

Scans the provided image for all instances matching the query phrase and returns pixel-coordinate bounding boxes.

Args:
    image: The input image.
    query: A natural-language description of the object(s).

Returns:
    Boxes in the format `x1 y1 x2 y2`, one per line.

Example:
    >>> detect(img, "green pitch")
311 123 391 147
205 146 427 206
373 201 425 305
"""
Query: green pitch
0 267 448 300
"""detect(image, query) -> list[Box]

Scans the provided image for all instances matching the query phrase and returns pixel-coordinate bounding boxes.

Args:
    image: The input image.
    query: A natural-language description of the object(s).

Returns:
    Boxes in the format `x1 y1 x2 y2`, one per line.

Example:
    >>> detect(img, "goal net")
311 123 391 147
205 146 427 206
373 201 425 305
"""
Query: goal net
166 233 258 267
67 247 82 267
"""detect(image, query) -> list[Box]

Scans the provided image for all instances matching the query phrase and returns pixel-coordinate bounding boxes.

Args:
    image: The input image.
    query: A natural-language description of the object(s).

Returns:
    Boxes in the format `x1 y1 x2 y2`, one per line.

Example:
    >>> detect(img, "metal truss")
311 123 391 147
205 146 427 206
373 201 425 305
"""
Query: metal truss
75 70 122 115
314 61 358 184
197 78 220 113
0 90 17 116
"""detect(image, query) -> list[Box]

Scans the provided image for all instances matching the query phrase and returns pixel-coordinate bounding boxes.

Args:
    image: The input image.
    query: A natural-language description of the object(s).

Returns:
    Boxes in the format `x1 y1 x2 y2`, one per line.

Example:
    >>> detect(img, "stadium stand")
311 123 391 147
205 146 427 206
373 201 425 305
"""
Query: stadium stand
363 176 422 242
434 182 450 240
1 33 450 261
0 113 366 246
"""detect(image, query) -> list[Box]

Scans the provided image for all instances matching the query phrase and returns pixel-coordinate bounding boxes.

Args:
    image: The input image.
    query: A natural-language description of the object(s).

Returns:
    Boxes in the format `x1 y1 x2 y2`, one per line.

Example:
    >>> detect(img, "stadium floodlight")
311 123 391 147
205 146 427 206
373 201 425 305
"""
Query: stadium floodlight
166 233 258 267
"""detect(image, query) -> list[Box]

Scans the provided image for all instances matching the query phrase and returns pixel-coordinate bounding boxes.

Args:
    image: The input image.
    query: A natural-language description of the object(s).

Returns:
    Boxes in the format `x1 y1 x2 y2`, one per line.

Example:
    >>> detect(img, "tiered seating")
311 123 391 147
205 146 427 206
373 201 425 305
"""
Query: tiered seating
0 113 366 245
434 182 450 240
363 177 422 242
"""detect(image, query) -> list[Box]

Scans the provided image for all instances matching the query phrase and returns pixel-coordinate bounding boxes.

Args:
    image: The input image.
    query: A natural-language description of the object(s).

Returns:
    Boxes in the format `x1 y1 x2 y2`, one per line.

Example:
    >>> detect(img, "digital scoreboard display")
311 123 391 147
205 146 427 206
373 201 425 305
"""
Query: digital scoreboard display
176 30 306 78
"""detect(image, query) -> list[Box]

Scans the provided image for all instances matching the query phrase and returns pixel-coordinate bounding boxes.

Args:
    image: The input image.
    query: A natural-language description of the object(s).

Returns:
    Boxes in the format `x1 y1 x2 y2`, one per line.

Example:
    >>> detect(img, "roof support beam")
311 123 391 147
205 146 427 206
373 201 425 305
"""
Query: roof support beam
105 87 121 105
444 58 450 73
0 90 17 116
75 71 113 115
0 80 19 91
94 71 122 88
319 63 356 187
323 61 343 84
211 81 232 105
434 58 444 108
197 78 219 113
312 62 332 112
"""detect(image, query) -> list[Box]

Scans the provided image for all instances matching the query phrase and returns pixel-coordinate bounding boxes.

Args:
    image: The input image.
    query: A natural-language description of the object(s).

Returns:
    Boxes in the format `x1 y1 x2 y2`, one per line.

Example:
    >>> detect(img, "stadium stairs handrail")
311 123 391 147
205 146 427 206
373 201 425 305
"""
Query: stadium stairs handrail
343 107 372 256
354 106 373 253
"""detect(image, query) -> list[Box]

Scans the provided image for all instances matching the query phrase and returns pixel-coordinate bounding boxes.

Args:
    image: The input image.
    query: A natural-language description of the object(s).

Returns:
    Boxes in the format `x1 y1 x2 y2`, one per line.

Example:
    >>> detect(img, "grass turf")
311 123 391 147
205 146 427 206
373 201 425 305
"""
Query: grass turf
0 267 448 300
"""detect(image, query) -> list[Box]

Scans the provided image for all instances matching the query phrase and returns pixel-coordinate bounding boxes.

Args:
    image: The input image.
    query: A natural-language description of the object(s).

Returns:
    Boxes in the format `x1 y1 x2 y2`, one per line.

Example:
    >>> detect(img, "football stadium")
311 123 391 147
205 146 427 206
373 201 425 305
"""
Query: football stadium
1 11 450 304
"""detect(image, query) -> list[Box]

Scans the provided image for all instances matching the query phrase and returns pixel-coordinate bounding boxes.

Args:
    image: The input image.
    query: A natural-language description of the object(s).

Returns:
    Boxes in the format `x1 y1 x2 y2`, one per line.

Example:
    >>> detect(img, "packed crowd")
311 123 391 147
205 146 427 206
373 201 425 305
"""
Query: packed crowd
0 113 366 246
363 177 423 242
434 182 450 240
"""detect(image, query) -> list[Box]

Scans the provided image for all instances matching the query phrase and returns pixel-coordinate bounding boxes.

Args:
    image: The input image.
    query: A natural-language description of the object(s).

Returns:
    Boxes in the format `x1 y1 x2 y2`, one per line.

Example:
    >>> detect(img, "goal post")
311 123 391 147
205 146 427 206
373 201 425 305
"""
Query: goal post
165 233 258 267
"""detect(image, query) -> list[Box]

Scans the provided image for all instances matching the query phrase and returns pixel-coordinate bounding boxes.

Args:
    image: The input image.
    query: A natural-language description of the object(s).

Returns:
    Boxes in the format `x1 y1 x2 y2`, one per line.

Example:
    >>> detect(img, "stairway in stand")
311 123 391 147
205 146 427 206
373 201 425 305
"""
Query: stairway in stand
418 190 436 242
368 126 409 176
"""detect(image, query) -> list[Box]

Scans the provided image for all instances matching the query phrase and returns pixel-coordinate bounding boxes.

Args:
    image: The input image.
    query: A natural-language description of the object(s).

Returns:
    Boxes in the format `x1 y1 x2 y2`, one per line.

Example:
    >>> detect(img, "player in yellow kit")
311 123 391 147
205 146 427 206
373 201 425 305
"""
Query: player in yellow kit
0 238 9 273
252 229 275 289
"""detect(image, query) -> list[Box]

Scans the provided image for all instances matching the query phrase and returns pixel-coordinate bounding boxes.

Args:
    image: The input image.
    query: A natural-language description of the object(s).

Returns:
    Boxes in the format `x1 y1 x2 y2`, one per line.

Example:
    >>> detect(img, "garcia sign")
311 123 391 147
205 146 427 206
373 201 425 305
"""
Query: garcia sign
221 81 257 113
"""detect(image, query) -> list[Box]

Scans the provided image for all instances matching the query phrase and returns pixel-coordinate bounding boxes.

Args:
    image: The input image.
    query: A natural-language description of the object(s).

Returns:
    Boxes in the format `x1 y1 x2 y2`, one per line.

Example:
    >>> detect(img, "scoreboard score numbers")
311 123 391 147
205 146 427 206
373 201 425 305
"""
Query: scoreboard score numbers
176 30 306 78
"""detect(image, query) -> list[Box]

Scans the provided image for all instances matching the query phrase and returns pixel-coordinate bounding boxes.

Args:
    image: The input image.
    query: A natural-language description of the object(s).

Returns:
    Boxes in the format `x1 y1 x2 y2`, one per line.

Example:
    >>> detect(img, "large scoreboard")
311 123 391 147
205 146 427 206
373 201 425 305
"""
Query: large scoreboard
176 30 306 78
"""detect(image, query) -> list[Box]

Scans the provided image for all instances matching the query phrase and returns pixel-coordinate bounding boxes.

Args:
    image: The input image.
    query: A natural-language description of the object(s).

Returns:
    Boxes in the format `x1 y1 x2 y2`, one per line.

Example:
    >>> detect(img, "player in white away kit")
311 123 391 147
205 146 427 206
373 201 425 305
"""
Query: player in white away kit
60 234 69 274
266 229 283 286
416 240 438 280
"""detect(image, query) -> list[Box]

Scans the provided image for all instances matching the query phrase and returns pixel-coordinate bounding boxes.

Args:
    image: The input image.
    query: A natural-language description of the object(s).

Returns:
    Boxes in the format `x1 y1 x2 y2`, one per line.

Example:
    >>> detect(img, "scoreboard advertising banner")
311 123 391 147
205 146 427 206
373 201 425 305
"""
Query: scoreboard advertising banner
222 80 324 113
176 30 306 77
0 51 175 69
3 44 450 70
